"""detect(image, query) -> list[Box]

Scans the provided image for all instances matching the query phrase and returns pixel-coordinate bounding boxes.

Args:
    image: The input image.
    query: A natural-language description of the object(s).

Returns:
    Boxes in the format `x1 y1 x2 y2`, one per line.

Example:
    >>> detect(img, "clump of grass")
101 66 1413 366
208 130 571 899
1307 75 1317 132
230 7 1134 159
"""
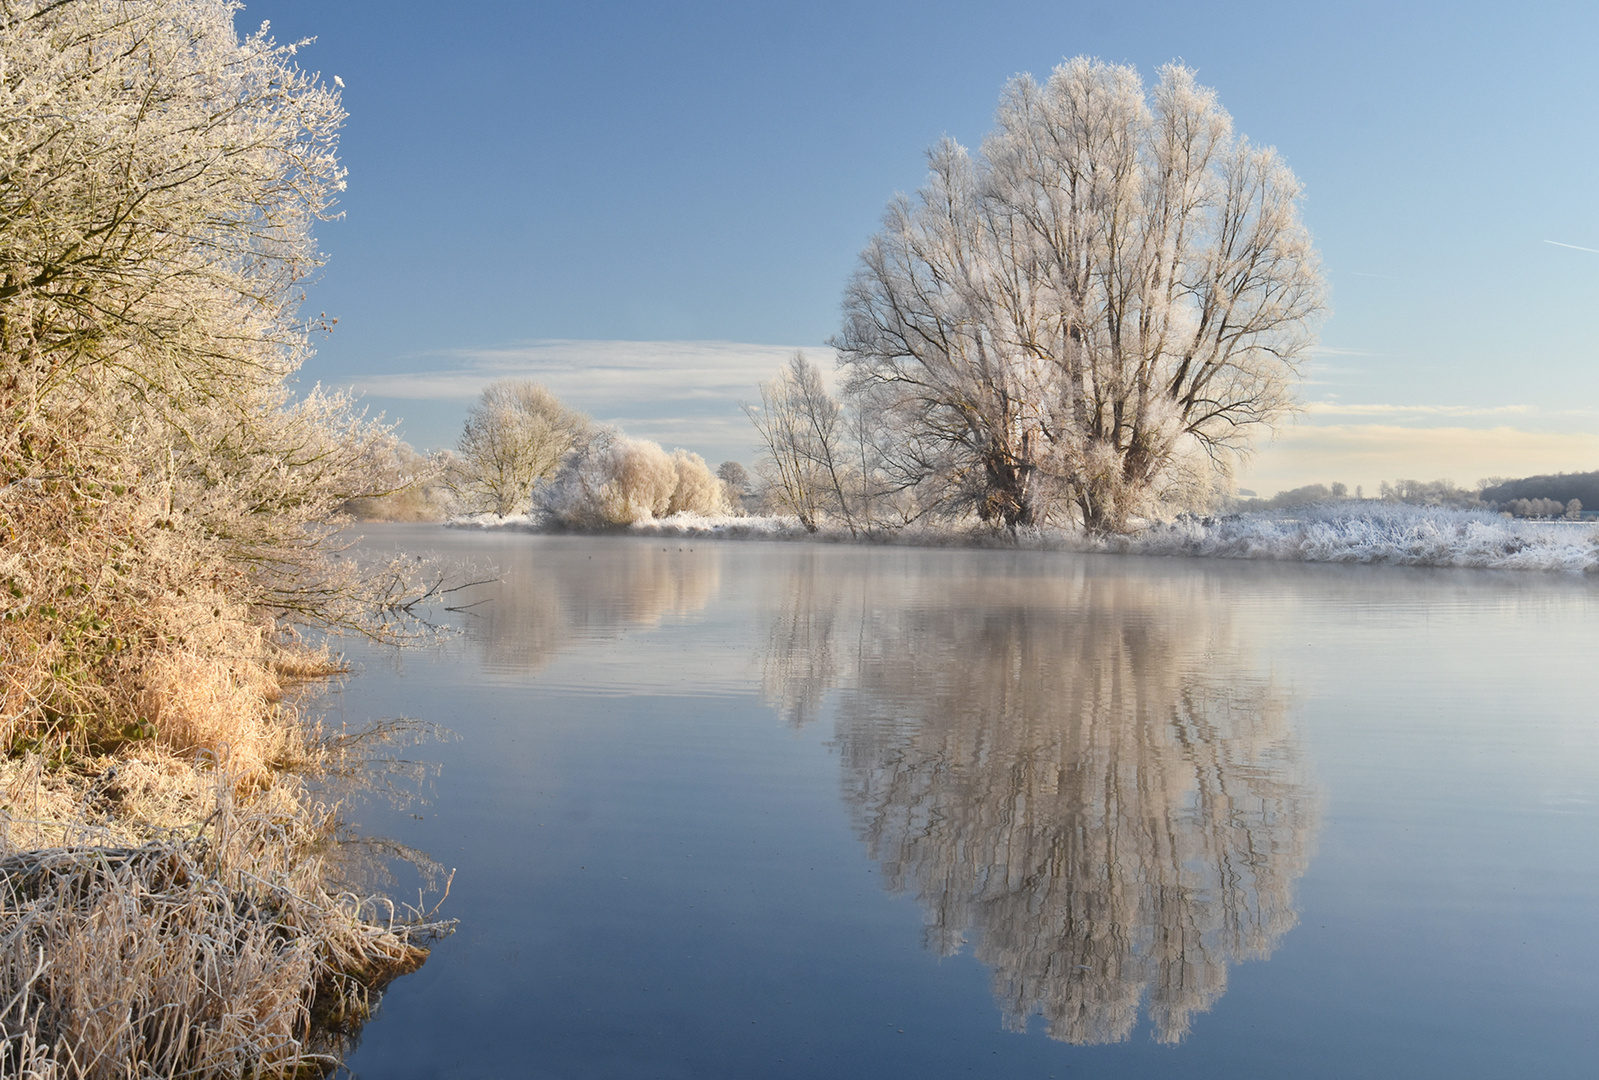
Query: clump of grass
0 641 452 1077
0 822 446 1077
0 745 451 1078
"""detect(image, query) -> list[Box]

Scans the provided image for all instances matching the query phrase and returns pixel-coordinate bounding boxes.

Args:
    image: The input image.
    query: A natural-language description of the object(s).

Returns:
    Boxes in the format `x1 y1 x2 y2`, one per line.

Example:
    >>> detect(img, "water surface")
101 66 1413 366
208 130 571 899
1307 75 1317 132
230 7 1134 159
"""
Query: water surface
334 530 1599 1078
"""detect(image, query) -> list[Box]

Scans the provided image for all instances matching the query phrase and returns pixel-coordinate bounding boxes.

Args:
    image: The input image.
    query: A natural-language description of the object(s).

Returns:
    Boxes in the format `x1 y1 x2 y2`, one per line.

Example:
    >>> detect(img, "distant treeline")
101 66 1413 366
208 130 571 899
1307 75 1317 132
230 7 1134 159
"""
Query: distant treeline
1480 471 1599 510
347 376 1599 528
1233 473 1594 520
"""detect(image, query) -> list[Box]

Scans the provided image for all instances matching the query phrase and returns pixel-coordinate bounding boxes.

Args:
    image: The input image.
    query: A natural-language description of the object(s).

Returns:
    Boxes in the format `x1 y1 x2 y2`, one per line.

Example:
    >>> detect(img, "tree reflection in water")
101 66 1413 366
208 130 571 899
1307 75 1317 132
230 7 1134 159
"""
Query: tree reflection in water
762 558 1318 1045
462 542 722 674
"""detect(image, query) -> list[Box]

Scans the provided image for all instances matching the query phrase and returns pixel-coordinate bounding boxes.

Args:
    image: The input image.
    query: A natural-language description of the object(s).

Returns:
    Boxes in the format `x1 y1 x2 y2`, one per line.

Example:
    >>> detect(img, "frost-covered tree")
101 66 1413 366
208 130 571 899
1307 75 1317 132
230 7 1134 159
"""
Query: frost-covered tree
746 354 854 532
745 353 944 533
716 460 751 497
836 59 1325 533
0 0 421 745
1379 478 1483 509
451 379 590 516
716 460 753 514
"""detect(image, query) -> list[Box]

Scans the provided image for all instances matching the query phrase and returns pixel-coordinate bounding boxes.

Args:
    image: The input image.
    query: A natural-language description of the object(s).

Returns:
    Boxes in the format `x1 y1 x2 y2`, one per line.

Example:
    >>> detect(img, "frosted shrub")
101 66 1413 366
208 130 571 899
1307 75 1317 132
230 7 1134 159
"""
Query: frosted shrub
540 430 728 527
0 3 452 1072
1 0 433 751
606 438 679 521
1505 497 1568 519
668 449 732 517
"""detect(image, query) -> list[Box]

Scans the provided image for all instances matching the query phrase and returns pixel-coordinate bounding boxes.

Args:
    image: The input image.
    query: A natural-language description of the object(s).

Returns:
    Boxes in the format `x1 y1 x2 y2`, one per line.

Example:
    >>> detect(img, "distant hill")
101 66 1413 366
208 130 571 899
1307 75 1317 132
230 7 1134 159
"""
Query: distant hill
1480 470 1599 508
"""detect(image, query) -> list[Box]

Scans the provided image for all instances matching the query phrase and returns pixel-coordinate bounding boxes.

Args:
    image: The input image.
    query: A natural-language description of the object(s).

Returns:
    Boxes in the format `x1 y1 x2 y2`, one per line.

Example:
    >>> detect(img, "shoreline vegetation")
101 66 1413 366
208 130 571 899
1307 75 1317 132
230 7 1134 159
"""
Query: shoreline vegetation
3 3 454 1074
442 503 1599 574
360 370 1599 576
0 685 455 1077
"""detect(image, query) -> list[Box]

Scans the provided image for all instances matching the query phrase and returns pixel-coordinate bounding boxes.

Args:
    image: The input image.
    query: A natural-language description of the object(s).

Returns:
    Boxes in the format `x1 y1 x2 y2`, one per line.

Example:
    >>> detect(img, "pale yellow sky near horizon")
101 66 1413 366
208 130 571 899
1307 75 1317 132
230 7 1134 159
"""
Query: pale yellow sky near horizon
1235 422 1599 497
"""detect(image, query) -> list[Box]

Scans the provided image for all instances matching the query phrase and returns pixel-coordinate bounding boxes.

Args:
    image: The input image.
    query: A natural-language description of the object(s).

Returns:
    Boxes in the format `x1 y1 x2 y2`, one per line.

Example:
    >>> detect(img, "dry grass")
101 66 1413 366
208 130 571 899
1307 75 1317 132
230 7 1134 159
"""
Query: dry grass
0 822 444 1077
0 646 450 1078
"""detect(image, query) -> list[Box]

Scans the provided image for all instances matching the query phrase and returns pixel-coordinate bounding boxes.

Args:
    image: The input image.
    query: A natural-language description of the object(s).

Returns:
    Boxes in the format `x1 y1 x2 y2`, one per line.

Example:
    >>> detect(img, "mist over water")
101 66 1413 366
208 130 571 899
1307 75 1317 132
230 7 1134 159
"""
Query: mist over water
335 530 1599 1079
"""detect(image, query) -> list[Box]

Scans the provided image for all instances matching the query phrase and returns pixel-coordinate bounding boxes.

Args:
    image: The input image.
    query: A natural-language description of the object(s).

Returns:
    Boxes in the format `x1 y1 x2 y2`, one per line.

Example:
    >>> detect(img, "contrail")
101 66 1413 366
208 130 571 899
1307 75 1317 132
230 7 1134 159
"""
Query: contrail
1544 239 1599 254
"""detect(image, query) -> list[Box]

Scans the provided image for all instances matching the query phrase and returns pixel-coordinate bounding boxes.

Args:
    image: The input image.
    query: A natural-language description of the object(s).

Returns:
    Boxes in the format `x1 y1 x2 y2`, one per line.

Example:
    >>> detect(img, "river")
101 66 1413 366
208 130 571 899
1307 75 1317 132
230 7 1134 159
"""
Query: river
331 527 1599 1078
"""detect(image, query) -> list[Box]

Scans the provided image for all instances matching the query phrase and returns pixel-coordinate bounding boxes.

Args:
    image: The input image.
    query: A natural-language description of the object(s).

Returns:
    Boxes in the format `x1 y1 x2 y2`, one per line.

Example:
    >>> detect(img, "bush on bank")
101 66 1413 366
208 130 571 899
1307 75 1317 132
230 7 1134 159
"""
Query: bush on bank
1 1 445 1071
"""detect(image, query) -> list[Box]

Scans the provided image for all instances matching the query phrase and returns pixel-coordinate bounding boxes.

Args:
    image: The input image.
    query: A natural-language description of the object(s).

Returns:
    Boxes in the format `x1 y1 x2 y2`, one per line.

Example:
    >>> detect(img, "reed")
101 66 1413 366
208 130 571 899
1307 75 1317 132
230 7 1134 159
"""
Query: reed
0 647 450 1078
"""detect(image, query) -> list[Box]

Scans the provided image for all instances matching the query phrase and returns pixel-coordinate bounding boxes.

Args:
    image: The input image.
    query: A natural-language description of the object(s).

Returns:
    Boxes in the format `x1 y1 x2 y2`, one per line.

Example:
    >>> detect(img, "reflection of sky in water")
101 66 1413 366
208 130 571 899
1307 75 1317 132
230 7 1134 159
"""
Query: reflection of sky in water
335 528 1599 1079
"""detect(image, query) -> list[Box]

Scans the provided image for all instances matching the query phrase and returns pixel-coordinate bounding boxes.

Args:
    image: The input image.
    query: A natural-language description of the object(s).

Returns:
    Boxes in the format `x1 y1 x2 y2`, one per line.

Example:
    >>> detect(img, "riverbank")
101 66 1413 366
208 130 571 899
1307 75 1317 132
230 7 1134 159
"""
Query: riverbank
445 502 1599 574
0 645 450 1077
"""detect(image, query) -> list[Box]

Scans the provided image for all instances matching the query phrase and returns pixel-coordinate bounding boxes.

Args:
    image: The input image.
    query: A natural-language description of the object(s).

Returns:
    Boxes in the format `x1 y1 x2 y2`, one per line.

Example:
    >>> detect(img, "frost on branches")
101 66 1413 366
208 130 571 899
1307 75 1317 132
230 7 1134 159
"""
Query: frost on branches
0 2 452 1072
832 58 1326 534
536 429 731 528
1121 503 1599 573
0 0 418 746
449 379 591 517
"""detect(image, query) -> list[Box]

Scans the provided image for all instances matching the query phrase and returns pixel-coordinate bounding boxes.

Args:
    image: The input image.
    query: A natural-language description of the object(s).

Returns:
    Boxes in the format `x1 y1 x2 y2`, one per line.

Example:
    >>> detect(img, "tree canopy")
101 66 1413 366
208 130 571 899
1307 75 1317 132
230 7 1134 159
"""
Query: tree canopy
1 0 414 745
834 58 1325 533
450 379 590 516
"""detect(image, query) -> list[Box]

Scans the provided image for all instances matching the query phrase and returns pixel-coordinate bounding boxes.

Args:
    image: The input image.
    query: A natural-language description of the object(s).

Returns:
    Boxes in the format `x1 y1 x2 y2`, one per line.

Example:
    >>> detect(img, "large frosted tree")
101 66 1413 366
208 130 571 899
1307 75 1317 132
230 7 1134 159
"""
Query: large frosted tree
836 59 1326 533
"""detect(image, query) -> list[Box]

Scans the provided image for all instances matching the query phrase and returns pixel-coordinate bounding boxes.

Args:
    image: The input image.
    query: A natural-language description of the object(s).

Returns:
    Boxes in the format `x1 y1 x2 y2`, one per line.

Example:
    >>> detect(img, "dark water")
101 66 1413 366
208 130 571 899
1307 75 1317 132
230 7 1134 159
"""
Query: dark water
333 528 1599 1079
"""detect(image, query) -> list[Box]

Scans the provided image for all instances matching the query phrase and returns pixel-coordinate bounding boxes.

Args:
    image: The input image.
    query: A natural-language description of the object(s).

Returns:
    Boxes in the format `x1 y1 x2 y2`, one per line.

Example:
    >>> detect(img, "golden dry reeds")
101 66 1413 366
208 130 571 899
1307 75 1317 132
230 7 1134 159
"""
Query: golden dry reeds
0 820 445 1077
0 731 451 1078
0 599 450 1077
0 454 453 1078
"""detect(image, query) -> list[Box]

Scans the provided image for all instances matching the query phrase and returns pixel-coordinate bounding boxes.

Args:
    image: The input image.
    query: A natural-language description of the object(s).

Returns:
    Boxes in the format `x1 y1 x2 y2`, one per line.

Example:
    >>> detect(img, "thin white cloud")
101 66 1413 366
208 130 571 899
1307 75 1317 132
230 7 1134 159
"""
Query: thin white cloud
347 339 835 405
1545 239 1599 254
342 339 835 464
1301 402 1536 418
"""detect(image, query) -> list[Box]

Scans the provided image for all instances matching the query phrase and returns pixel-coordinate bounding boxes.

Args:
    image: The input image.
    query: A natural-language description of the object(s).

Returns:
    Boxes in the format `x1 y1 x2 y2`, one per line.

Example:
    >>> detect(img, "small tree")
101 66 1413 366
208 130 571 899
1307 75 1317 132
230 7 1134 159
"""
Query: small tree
746 353 857 533
451 379 589 516
717 460 752 514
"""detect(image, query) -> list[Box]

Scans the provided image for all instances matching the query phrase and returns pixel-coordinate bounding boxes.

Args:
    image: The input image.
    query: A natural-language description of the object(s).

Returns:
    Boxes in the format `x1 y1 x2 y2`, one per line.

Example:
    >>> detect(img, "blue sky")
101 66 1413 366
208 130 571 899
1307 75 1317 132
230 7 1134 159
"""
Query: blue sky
253 0 1599 494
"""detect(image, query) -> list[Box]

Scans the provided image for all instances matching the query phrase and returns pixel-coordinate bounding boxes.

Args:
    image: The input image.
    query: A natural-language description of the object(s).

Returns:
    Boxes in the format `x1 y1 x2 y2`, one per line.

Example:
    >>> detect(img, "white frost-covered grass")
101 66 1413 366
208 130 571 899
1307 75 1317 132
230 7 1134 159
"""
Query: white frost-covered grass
446 510 810 539
447 511 541 531
1107 502 1599 573
446 502 1599 573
